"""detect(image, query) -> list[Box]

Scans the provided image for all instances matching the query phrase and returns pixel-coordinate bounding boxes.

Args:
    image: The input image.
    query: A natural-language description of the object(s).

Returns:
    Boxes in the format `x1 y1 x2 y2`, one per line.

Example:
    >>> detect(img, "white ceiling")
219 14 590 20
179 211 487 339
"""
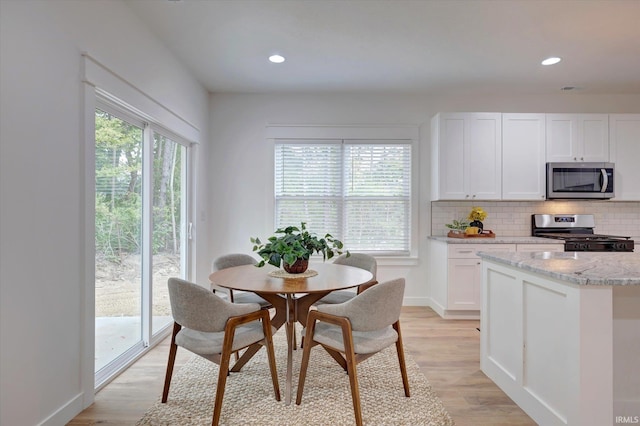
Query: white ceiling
125 0 640 95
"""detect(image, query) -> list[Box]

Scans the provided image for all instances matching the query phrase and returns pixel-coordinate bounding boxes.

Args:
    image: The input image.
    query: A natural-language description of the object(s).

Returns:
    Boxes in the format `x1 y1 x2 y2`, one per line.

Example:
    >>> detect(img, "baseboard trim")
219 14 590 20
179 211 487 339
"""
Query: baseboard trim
427 298 480 320
427 297 446 317
38 391 84 426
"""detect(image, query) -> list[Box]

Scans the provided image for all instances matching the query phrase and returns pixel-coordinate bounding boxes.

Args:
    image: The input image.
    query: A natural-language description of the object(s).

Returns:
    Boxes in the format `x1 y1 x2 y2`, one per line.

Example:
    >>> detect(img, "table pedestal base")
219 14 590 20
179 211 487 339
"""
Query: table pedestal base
231 291 328 405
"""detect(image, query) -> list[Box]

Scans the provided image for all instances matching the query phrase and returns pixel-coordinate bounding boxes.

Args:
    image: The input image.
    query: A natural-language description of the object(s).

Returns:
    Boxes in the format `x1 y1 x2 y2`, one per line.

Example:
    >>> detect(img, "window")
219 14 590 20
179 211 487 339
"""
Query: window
275 140 411 255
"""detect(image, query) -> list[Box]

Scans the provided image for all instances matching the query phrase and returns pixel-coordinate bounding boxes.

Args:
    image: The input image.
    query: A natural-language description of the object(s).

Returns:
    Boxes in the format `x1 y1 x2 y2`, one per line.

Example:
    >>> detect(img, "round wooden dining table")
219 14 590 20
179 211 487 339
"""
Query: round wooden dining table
209 262 374 405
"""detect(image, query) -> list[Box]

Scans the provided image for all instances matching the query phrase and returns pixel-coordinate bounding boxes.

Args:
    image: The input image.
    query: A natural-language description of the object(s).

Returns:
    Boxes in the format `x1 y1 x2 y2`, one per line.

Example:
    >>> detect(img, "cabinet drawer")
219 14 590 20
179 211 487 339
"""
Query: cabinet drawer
448 244 515 258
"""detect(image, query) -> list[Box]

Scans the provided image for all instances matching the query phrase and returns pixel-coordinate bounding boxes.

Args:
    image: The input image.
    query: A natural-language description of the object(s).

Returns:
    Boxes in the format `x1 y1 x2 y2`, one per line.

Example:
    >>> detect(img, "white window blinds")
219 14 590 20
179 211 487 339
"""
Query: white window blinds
275 140 411 254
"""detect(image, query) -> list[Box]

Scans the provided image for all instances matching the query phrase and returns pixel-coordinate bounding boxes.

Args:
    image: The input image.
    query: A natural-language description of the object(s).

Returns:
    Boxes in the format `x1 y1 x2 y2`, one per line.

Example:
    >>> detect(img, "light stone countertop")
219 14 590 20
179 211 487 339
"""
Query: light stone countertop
478 251 640 286
428 235 564 245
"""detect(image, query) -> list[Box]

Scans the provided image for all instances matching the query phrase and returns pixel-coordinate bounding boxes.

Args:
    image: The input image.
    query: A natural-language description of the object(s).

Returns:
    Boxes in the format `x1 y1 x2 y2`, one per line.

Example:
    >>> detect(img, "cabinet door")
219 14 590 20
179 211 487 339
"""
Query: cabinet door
502 114 546 200
467 113 502 200
579 114 609 162
610 114 640 200
437 114 467 199
448 258 481 310
546 114 609 162
432 113 501 200
546 114 578 162
447 243 515 311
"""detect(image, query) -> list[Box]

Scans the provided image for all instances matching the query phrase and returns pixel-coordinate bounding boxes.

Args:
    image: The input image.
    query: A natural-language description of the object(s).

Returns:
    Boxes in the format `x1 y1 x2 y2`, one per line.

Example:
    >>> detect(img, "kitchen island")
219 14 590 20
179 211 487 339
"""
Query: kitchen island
479 251 640 426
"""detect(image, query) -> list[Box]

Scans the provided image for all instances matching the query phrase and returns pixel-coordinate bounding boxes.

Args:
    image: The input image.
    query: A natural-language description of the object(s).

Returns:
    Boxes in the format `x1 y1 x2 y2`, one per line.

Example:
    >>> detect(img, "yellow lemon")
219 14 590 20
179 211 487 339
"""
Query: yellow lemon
465 226 480 235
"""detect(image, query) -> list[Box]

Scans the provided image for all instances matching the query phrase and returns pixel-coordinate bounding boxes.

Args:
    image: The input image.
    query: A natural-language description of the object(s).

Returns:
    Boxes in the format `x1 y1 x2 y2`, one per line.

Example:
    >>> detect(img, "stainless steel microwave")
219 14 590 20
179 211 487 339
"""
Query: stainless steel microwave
546 162 615 199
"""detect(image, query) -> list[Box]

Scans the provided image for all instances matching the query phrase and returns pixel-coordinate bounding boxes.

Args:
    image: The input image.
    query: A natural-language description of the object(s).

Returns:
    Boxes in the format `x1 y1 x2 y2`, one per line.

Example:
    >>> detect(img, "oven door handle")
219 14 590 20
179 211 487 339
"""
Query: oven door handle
600 168 608 192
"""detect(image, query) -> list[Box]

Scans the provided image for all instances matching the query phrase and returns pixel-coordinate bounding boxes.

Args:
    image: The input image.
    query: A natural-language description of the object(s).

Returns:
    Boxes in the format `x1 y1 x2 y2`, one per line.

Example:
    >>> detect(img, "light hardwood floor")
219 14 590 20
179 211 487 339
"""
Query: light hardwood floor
68 307 535 426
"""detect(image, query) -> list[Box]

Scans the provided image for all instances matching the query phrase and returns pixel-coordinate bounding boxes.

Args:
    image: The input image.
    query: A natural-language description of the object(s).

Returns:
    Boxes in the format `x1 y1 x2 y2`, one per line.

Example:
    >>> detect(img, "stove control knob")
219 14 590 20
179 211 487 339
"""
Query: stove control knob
614 242 628 251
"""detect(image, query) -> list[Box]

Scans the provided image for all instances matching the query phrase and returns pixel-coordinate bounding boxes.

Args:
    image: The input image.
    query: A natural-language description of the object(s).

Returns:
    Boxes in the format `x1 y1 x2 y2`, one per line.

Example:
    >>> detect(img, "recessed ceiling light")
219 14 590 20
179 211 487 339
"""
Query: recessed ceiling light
541 57 562 66
269 54 285 64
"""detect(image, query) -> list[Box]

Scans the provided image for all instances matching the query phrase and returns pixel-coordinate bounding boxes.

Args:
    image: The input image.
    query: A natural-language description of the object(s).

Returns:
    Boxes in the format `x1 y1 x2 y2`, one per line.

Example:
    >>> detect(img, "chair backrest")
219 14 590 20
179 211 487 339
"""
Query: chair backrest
318 278 404 332
212 253 257 271
332 253 377 279
168 277 239 332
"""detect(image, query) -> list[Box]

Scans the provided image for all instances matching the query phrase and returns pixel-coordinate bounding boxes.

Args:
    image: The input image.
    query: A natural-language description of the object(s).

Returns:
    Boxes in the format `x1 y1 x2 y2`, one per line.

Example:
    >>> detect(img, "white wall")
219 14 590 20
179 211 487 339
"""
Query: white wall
0 1 209 425
207 93 640 306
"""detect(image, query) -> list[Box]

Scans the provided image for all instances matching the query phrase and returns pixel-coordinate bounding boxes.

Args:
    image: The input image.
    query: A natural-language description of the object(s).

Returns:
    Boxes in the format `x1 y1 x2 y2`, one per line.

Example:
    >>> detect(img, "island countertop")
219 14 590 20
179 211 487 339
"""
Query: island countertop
478 251 640 286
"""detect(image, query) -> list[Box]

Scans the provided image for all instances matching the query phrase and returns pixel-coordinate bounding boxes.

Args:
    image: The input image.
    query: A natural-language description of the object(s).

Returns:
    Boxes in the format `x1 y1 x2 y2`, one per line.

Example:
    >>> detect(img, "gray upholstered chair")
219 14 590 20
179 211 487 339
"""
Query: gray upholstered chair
315 253 378 305
296 278 410 426
212 253 272 308
162 278 280 426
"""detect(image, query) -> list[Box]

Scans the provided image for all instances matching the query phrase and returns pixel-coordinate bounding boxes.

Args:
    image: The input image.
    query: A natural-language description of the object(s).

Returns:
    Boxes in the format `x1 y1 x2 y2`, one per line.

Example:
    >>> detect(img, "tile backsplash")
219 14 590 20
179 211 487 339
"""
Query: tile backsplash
431 201 640 238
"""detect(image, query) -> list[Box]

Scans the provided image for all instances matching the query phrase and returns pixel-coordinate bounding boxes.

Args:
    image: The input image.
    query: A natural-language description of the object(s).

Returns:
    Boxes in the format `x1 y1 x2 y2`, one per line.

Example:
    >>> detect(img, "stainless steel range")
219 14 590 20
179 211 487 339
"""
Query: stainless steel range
532 214 634 252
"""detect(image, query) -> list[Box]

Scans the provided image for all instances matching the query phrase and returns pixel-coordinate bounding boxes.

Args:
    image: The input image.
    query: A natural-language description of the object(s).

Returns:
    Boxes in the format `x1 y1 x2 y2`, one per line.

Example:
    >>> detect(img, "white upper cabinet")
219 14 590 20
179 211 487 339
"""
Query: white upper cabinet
502 113 546 200
546 114 609 162
610 114 640 201
431 113 502 200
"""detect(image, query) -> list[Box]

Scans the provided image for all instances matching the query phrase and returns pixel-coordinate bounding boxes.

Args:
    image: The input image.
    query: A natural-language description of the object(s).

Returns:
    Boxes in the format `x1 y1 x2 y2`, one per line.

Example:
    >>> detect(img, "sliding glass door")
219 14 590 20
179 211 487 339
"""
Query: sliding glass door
94 104 189 385
151 133 186 335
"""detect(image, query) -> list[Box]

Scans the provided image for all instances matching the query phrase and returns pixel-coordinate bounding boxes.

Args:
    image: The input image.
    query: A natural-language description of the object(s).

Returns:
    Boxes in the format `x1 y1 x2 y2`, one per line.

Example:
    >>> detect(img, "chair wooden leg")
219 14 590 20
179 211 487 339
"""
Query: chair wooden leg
161 322 181 403
261 311 281 401
342 324 363 426
212 329 234 426
393 321 410 397
295 319 316 405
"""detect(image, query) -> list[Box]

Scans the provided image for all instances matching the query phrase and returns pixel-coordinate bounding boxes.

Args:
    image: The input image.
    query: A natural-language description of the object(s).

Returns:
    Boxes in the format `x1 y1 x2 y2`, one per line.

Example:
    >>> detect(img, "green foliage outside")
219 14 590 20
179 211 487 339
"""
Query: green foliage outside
95 109 182 262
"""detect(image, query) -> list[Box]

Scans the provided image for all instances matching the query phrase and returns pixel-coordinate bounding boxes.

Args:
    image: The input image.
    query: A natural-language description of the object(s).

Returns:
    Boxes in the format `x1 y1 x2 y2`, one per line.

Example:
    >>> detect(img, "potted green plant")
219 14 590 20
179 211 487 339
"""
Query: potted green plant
250 222 347 273
445 218 470 235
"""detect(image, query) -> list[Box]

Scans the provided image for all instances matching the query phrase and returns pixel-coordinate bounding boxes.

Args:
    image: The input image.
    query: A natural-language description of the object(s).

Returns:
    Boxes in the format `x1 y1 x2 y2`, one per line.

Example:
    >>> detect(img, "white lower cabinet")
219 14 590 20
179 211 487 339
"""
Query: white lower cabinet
430 241 564 319
430 242 515 319
447 244 517 312
447 258 482 310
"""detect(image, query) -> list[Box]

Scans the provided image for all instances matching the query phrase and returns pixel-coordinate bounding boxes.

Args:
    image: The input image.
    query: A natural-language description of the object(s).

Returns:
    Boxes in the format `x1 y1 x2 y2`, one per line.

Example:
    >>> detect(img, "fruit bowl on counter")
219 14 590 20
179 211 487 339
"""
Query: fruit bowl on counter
446 214 495 238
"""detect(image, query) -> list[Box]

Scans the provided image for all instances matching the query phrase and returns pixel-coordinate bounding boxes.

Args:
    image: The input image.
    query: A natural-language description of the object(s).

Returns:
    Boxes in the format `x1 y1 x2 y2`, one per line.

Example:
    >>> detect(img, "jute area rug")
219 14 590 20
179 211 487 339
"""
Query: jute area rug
137 329 455 426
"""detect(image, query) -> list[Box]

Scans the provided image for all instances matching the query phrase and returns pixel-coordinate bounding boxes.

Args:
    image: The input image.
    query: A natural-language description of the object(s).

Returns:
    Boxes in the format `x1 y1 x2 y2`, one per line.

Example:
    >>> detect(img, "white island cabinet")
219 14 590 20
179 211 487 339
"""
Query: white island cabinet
480 251 640 426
